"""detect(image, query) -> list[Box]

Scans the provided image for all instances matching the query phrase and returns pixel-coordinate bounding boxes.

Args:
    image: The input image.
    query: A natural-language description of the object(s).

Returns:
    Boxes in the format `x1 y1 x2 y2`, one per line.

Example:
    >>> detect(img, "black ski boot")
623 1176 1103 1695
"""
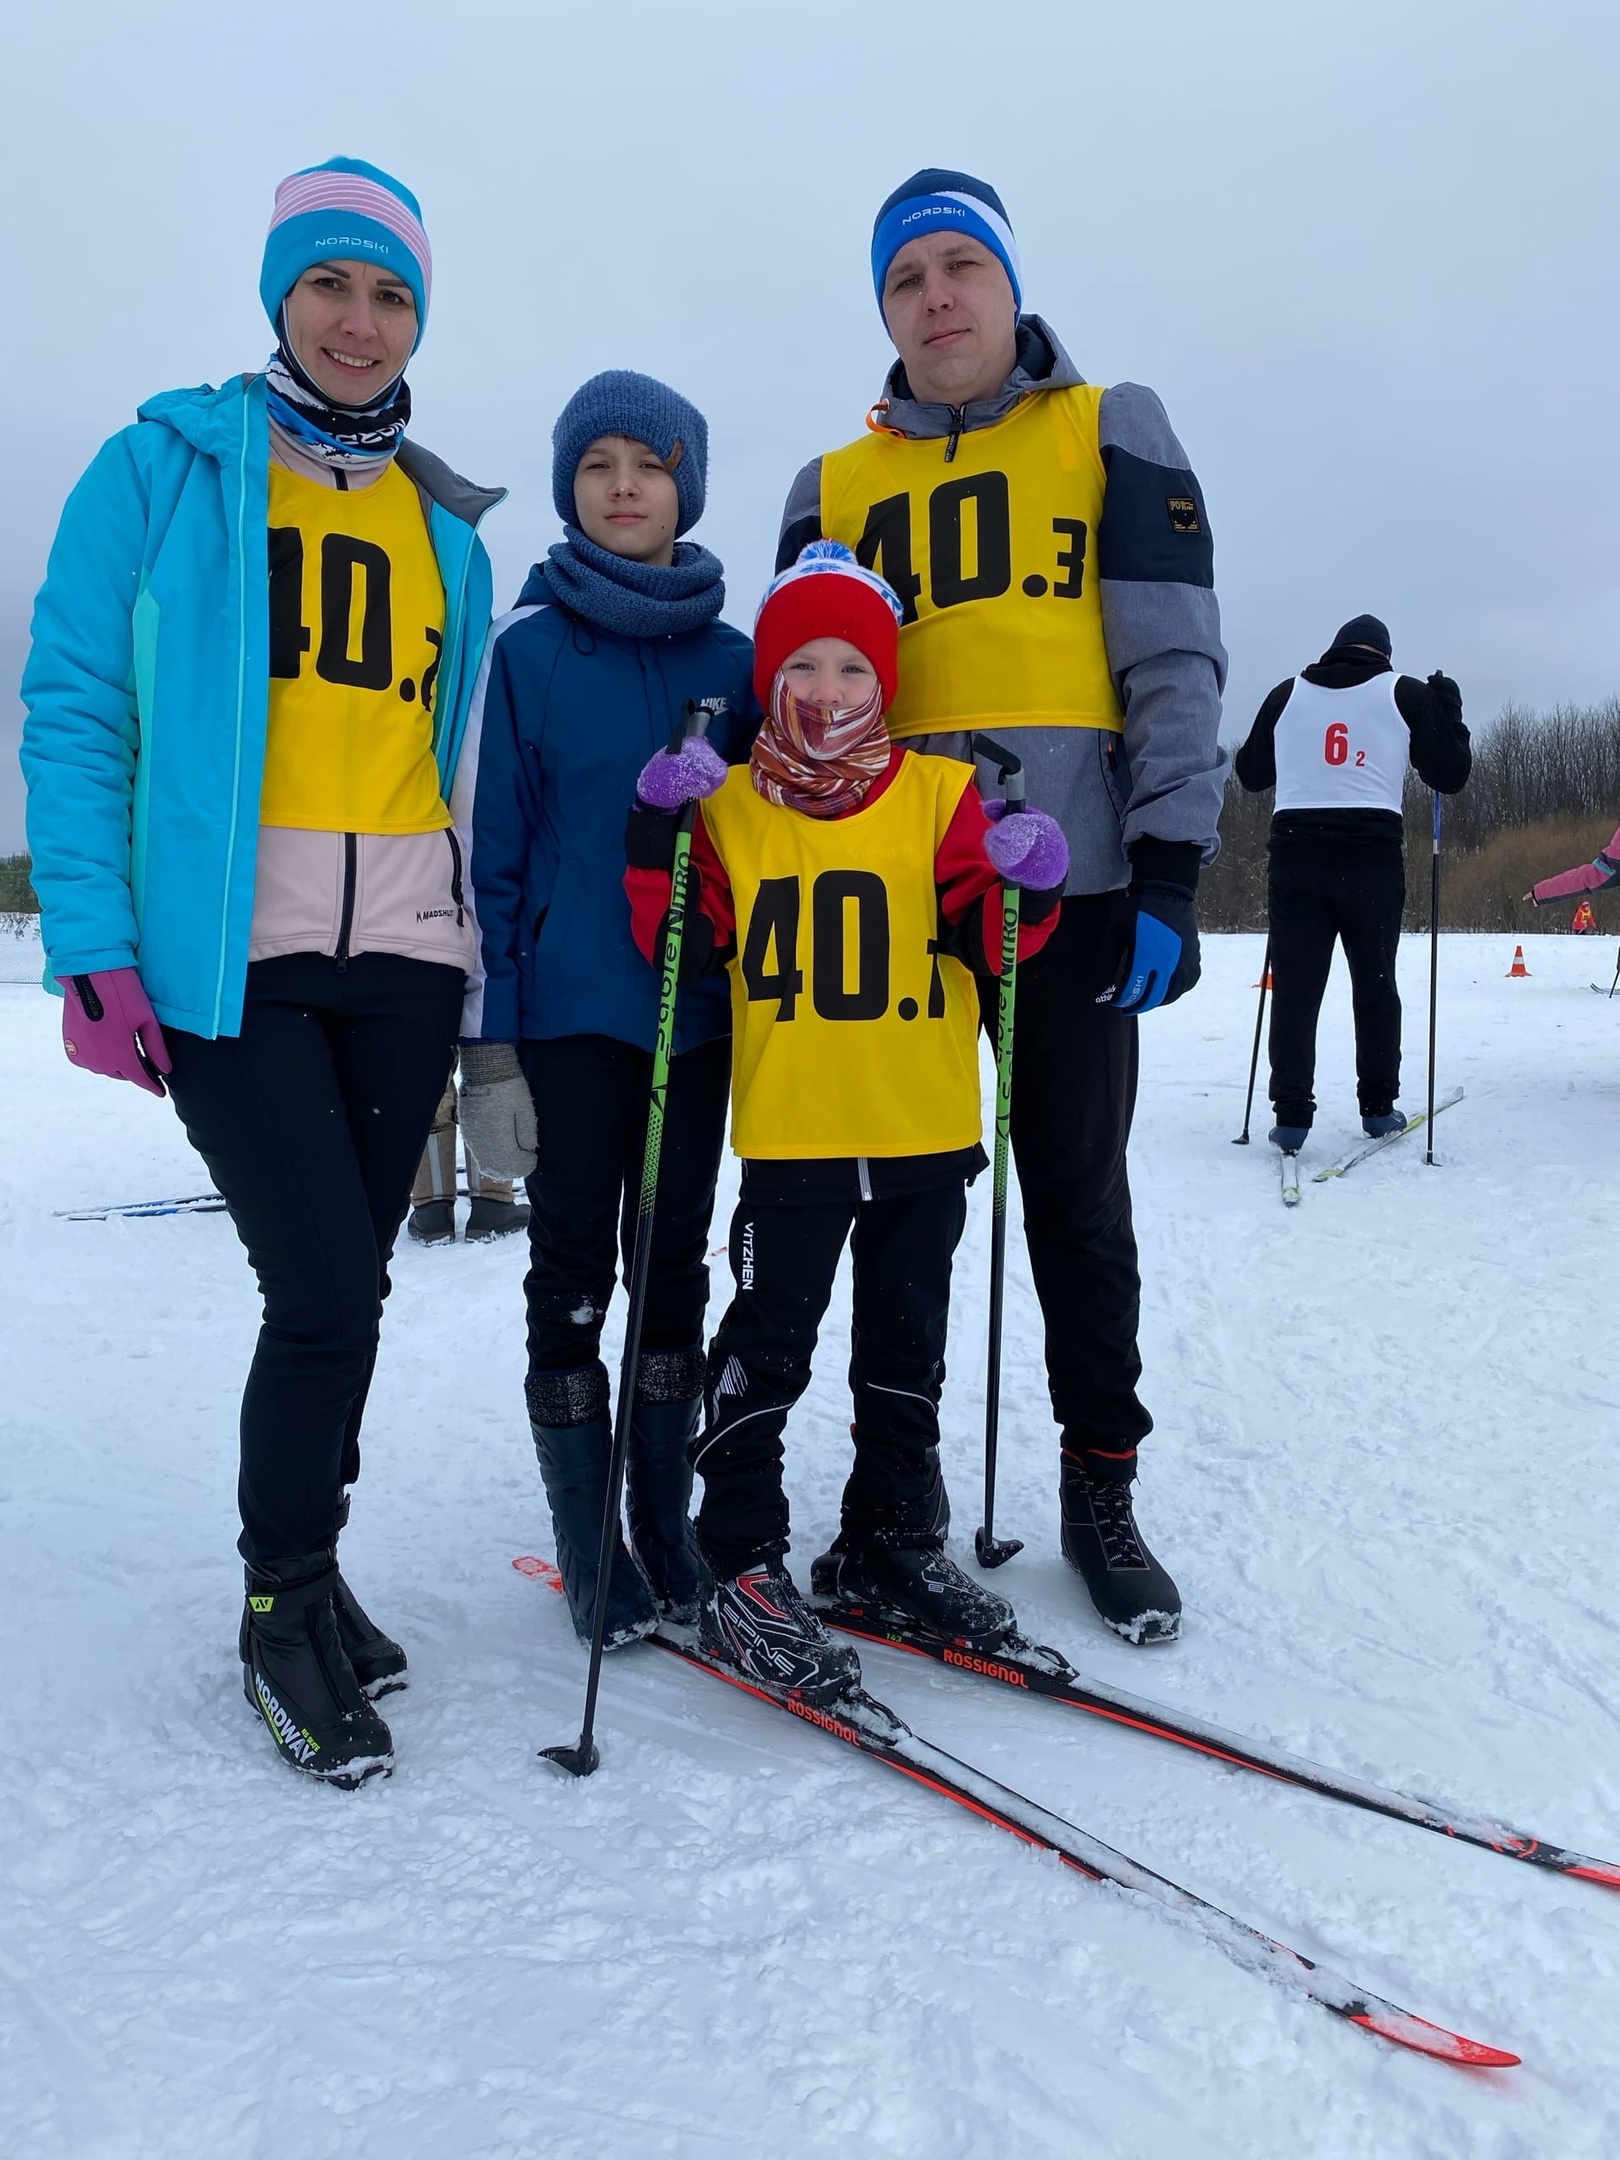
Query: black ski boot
810 1536 1016 1650
407 1200 456 1244
625 1349 704 1623
240 1554 394 1787
466 1194 531 1241
1060 1453 1181 1644
316 1489 408 1699
527 1368 657 1649
702 1562 862 1705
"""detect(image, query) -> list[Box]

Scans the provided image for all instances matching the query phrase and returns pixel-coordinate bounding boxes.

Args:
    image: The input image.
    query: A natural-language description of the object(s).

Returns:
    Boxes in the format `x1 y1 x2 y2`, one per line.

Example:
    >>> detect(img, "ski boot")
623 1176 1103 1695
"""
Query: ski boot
1361 1107 1407 1139
328 1491 407 1698
527 1367 657 1649
1267 1123 1310 1152
1060 1451 1181 1644
625 1349 704 1624
810 1535 1016 1651
701 1562 861 1705
466 1194 531 1241
240 1553 394 1787
407 1200 456 1245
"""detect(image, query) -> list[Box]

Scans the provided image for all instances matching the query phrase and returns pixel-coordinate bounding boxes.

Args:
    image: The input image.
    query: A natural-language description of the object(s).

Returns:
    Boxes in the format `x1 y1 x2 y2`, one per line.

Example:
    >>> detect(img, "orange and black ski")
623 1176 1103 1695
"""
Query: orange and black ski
813 1605 1620 1895
649 1628 1518 2070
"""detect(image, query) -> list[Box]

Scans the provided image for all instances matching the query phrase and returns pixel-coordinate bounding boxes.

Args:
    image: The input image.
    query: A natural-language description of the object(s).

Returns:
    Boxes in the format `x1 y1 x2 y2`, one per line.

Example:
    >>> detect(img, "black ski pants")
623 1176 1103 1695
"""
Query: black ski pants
980 893 1151 1469
1267 853 1405 1124
694 1178 968 1579
517 1033 730 1386
164 952 464 1565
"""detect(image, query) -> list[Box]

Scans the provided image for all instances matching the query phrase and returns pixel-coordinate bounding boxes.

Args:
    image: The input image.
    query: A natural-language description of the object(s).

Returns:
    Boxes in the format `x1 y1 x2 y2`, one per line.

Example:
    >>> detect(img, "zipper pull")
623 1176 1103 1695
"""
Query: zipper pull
944 408 964 464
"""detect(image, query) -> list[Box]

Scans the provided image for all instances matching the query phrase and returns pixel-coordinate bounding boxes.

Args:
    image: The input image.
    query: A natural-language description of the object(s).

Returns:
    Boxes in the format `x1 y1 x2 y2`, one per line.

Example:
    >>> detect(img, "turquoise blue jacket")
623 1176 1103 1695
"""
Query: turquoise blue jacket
19 376 503 1037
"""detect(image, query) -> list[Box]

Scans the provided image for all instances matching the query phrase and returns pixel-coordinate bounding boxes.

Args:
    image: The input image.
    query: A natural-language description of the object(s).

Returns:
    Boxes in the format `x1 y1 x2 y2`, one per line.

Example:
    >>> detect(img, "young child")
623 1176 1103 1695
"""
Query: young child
462 371 758 1650
626 542 1068 1702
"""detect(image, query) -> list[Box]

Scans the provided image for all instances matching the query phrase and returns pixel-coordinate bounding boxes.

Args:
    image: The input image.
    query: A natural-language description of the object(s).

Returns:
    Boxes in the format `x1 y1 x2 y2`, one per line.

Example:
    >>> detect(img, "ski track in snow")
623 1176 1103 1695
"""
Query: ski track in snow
3 922 1618 2158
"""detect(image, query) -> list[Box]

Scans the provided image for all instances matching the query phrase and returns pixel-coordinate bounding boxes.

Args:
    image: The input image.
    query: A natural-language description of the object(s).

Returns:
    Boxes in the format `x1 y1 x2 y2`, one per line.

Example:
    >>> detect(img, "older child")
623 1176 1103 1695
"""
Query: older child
462 372 757 1650
627 542 1068 1702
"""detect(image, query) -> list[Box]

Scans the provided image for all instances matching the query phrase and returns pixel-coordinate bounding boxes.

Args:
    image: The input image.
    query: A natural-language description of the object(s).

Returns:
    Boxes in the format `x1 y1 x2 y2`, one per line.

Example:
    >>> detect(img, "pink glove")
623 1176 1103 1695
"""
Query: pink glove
60 969 172 1097
636 735 729 810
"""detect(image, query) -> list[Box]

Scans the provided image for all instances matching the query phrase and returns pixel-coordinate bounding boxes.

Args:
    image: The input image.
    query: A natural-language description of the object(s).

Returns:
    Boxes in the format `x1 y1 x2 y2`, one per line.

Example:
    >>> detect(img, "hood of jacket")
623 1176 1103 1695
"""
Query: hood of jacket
871 315 1085 441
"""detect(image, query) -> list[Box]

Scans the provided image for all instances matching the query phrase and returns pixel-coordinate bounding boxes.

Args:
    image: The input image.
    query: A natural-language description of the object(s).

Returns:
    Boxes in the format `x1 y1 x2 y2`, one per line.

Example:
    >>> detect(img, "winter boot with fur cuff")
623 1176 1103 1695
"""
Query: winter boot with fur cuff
1059 1451 1182 1644
527 1367 657 1649
626 1348 705 1624
241 1554 394 1788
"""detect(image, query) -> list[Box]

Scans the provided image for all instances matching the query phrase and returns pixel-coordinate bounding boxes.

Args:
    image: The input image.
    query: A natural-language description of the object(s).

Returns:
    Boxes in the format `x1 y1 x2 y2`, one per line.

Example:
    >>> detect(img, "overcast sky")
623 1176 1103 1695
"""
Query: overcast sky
2 0 1616 850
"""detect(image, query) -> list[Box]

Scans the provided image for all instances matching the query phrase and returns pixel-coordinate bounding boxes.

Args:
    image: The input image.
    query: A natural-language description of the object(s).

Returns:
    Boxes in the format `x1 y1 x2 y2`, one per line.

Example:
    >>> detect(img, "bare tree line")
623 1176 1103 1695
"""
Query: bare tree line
1203 698 1620 935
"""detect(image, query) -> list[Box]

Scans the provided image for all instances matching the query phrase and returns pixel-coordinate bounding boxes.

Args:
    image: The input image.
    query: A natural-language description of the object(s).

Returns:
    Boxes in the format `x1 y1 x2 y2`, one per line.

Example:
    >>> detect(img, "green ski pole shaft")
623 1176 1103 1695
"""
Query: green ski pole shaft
971 732 1027 1570
543 708 708 1777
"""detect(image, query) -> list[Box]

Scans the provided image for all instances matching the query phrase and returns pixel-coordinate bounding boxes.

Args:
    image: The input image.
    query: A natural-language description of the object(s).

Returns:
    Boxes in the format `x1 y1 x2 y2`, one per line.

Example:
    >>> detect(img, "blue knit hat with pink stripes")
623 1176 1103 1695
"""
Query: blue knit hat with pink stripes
260 157 433 350
870 168 1022 317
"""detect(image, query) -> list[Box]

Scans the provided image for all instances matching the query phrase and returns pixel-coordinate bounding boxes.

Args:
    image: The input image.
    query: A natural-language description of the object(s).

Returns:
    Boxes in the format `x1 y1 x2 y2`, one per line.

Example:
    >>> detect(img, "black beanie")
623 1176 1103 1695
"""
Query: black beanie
1332 614 1392 657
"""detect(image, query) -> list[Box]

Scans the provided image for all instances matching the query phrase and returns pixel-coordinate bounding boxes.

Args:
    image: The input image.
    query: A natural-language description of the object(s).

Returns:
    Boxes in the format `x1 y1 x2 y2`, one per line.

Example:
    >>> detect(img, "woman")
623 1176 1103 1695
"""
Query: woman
456 371 756 1652
20 157 502 1788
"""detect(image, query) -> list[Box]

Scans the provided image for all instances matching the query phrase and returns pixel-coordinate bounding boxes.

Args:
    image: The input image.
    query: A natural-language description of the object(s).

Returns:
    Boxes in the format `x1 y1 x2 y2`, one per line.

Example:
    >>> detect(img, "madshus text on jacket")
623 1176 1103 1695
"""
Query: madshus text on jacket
776 316 1228 896
460 574 758 1051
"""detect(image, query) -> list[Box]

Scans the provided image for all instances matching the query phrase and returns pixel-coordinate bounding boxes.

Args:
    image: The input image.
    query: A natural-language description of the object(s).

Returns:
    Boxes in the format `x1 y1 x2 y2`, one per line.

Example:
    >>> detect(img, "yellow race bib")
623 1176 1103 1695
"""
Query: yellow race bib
701 755 984 1159
261 460 449 833
820 386 1124 740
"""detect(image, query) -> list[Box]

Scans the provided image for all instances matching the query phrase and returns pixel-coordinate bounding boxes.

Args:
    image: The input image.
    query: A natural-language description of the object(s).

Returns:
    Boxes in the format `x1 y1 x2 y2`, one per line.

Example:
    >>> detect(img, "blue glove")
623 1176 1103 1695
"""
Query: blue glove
1098 843 1202 1015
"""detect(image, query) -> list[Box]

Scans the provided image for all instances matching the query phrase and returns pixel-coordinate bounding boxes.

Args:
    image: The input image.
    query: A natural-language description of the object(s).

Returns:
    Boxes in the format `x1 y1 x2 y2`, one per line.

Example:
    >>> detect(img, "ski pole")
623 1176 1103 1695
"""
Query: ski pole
1608 943 1619 1000
971 733 1026 1571
542 703 711 1778
1233 939 1271 1144
1426 792 1441 1166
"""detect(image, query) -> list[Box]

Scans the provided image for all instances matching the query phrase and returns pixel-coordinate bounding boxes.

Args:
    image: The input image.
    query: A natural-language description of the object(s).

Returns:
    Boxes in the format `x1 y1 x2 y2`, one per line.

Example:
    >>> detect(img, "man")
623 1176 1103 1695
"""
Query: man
779 169 1227 1643
1234 616 1469 1151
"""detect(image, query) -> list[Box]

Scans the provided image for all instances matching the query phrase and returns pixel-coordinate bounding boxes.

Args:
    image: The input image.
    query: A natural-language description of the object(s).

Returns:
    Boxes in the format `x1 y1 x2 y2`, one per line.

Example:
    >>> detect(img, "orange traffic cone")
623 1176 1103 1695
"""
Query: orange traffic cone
1507 944 1531 978
1253 967 1274 989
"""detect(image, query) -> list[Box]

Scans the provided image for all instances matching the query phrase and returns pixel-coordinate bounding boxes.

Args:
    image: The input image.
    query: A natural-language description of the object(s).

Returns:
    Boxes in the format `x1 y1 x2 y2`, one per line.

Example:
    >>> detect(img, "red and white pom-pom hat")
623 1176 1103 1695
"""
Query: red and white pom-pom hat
752 540 903 711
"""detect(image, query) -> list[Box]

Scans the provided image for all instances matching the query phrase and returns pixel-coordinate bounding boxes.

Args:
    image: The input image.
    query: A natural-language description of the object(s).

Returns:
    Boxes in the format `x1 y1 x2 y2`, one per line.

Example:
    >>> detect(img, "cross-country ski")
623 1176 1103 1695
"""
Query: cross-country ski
813 1606 1620 1891
1278 1146 1302 1205
1311 1087 1465 1181
648 1627 1519 2069
53 1191 227 1221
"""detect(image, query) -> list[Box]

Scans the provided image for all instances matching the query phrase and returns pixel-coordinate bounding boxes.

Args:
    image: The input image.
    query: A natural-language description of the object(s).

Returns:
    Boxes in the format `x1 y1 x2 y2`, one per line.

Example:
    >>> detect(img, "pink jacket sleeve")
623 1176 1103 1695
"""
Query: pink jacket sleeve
1532 825 1620 903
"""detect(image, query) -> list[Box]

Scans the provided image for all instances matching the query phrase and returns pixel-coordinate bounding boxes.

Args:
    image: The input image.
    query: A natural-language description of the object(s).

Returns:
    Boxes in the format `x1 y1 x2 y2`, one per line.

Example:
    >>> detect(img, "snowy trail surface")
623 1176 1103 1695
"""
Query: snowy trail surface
3 923 1618 2158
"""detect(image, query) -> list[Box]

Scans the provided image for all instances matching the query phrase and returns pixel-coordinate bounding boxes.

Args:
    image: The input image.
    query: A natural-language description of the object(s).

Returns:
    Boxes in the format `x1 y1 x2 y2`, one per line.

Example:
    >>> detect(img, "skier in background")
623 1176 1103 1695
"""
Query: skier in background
407 1063 530 1243
1235 615 1470 1151
1523 826 1619 911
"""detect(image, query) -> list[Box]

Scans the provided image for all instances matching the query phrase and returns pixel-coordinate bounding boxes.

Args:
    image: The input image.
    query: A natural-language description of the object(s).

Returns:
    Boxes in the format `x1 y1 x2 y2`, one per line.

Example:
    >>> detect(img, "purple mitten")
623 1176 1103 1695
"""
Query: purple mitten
983 806 1070 892
60 968 172 1097
636 735 729 811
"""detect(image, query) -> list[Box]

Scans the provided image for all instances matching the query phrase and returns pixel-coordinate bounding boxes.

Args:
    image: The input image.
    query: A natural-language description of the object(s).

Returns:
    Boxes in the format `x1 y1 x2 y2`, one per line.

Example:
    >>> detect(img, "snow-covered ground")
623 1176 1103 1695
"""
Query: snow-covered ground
3 921 1618 2159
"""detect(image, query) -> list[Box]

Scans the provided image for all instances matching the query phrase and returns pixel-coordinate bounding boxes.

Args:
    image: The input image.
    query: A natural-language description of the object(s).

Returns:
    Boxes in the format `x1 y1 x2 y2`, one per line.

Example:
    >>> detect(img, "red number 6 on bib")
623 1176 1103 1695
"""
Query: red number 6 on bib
1324 721 1349 766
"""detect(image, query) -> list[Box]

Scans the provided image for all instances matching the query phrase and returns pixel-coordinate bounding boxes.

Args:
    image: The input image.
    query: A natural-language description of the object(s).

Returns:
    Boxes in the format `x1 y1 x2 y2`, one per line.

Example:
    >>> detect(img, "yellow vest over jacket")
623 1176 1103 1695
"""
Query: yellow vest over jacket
819 386 1124 741
701 755 984 1159
261 461 450 833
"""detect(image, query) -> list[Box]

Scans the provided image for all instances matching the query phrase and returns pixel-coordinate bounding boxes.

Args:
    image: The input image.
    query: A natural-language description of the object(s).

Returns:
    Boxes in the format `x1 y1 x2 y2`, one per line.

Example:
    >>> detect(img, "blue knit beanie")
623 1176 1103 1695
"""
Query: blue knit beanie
871 168 1022 317
1332 614 1393 657
260 157 432 350
552 370 709 536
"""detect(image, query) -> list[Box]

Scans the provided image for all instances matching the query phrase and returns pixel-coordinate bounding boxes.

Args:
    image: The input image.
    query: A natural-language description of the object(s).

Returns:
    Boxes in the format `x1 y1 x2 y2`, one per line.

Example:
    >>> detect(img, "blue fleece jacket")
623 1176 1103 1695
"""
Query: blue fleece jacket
19 376 502 1037
463 565 758 1051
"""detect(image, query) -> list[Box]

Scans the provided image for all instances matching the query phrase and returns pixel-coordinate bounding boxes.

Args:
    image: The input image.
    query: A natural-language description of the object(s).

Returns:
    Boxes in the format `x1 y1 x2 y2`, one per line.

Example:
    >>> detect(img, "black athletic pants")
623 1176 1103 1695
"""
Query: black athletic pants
1267 853 1404 1124
981 893 1151 1469
164 952 464 1565
517 1033 730 1386
695 1178 968 1579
